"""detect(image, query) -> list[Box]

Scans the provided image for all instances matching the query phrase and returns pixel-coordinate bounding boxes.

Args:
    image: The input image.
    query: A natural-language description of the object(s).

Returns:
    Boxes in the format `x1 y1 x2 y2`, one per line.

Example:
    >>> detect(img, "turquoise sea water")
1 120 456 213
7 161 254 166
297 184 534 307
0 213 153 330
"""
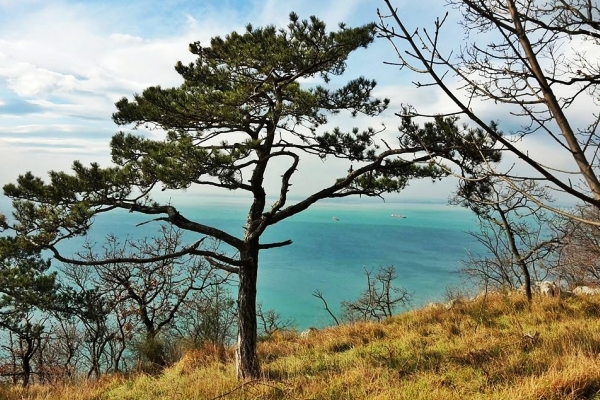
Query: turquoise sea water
66 197 482 330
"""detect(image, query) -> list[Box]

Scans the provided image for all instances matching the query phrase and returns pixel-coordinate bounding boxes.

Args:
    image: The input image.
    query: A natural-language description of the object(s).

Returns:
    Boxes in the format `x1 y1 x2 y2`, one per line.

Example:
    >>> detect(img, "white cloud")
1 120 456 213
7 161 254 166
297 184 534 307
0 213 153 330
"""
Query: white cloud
0 124 80 134
0 0 539 201
1 60 78 98
109 33 144 44
0 142 112 189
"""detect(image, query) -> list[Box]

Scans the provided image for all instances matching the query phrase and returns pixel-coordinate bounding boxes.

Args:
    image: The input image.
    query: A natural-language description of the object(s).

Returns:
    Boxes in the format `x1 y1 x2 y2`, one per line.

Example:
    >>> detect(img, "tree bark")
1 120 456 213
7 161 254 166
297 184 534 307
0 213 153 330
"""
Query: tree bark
235 244 260 379
505 0 600 201
20 338 34 387
498 208 533 303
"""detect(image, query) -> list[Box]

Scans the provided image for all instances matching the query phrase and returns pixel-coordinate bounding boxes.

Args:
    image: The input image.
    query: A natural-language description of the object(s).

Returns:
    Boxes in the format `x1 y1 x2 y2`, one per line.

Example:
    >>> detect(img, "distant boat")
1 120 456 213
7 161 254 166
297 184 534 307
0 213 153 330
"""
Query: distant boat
332 216 340 221
391 214 406 218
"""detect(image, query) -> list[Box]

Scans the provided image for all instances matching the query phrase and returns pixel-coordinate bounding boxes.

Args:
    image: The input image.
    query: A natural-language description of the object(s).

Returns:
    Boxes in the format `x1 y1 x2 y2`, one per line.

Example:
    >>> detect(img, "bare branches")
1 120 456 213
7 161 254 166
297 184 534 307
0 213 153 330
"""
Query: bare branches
66 225 233 367
48 238 206 268
341 266 410 322
312 290 340 326
378 0 600 210
556 204 600 284
453 176 564 300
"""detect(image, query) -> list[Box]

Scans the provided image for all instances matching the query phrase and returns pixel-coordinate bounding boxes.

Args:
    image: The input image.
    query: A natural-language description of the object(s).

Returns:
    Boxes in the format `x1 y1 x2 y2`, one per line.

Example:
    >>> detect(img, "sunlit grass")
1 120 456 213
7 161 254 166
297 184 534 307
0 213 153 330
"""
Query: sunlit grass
2 293 600 399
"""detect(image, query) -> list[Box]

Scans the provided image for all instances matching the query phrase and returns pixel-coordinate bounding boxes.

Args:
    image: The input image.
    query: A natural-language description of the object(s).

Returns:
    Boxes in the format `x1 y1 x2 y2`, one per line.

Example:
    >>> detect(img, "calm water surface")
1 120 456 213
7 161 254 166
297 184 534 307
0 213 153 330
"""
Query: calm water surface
68 198 482 329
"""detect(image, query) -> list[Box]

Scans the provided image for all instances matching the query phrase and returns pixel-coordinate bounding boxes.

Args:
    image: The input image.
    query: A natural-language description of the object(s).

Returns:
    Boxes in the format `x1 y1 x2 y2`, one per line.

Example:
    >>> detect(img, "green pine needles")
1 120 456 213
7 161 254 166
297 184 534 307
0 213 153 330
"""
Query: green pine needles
3 13 498 379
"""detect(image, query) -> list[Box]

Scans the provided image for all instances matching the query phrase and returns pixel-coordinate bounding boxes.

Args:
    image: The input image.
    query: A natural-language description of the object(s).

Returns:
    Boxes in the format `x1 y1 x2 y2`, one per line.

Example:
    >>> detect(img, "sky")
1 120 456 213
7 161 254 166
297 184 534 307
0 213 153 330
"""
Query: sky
0 0 590 207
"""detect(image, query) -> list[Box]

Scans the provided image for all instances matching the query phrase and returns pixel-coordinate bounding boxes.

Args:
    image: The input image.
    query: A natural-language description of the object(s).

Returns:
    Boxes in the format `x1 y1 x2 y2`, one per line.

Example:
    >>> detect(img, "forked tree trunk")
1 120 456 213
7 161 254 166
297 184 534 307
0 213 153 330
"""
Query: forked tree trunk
20 337 35 387
235 245 260 379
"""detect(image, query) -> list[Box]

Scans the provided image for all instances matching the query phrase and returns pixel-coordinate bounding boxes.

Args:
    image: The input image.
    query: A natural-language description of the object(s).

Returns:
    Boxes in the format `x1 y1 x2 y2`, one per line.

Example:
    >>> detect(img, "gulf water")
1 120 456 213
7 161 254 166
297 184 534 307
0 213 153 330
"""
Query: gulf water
71 197 482 330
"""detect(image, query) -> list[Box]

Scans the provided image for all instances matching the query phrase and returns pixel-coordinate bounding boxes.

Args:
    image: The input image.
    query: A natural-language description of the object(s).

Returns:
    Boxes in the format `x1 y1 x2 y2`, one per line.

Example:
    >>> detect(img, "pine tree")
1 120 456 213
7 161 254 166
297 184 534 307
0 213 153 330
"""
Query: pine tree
3 14 497 378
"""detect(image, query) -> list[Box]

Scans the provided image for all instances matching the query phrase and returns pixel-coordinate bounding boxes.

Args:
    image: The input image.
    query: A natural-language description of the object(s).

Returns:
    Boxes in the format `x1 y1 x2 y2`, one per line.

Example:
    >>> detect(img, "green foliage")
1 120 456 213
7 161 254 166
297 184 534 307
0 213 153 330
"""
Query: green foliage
0 237 67 385
0 237 61 315
398 115 502 175
1 12 502 379
106 13 392 196
1 13 500 251
113 15 382 132
3 164 140 247
0 213 7 231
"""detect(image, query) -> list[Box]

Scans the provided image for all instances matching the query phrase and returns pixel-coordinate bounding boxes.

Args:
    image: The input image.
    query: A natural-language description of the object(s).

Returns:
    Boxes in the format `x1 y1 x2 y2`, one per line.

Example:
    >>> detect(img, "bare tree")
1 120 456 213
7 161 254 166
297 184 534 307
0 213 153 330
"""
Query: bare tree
314 266 409 325
342 266 410 322
169 283 238 349
453 178 564 301
256 303 295 337
312 290 340 326
378 0 600 214
42 317 83 381
556 205 600 286
61 263 129 378
0 314 45 387
72 226 230 368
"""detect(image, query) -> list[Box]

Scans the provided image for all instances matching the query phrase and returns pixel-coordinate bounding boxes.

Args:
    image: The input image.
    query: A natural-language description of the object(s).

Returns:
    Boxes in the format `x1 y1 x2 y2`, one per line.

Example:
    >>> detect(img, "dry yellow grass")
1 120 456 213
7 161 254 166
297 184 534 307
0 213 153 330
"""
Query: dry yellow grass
2 293 600 400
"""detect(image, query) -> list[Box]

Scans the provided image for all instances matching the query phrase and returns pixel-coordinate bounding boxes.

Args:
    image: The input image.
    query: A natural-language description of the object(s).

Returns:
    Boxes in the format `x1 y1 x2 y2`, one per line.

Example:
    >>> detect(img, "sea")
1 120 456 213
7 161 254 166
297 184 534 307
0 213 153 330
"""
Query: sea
59 196 484 330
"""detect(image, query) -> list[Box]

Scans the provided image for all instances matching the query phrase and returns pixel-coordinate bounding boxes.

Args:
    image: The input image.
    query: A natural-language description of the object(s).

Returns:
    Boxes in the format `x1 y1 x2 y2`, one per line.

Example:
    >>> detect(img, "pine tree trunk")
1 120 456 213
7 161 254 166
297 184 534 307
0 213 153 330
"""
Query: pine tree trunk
235 245 260 379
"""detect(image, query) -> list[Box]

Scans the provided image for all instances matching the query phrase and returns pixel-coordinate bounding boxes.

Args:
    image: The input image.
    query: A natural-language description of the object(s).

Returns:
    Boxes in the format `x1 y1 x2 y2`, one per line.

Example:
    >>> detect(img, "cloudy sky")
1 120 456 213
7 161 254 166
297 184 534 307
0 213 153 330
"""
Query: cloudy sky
0 0 588 206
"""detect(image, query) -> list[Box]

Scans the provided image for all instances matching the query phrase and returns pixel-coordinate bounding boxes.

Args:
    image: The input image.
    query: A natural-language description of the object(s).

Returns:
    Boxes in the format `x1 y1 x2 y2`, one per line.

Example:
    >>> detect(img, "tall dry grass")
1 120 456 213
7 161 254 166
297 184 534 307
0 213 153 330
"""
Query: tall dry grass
1 293 599 399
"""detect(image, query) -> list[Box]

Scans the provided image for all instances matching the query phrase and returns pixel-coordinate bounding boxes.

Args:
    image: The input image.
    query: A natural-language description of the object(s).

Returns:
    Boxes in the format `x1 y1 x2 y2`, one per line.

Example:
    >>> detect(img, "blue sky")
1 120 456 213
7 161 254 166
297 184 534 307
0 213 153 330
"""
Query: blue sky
0 0 586 204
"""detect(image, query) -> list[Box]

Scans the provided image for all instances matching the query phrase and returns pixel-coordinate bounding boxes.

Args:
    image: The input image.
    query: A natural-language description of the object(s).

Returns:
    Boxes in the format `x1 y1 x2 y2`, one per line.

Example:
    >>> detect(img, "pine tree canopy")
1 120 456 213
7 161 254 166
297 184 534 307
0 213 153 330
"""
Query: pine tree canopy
4 13 484 252
2 12 501 379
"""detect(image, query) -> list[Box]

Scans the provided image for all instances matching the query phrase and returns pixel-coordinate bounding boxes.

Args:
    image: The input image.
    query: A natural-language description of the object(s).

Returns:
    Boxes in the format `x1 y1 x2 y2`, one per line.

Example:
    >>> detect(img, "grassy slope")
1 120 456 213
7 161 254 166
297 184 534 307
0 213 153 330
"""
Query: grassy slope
4 294 600 400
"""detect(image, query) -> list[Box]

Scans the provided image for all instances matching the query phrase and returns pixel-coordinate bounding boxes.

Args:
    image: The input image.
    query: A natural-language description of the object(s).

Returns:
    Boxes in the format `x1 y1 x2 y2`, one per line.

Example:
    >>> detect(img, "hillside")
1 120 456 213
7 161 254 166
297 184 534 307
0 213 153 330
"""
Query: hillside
3 293 600 400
